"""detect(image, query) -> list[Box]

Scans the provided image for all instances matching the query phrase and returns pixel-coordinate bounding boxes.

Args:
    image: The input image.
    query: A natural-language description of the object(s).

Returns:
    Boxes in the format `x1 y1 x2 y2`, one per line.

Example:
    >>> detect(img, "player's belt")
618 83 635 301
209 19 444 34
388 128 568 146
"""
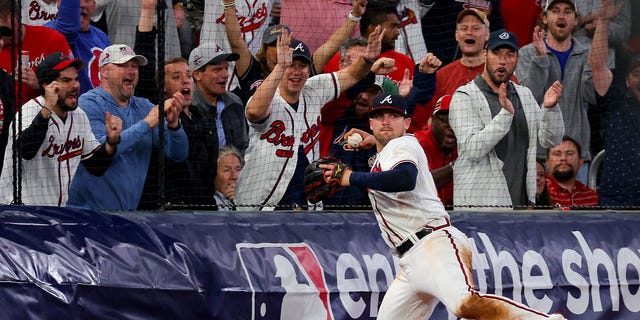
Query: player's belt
395 218 451 257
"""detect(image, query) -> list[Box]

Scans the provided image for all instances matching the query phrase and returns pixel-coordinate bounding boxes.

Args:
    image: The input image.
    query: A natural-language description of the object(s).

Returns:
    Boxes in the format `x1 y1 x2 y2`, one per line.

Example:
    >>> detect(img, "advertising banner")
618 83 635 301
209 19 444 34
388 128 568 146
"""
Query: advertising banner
0 206 638 319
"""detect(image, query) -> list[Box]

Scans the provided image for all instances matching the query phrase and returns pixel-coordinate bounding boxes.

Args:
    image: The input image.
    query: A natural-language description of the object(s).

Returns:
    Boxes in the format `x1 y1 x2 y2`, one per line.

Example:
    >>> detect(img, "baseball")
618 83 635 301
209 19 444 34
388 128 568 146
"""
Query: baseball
347 133 363 148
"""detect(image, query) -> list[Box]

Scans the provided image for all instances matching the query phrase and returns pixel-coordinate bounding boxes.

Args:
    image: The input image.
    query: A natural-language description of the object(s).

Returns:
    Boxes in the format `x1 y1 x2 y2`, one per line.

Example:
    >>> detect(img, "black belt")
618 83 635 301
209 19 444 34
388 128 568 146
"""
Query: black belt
395 219 451 257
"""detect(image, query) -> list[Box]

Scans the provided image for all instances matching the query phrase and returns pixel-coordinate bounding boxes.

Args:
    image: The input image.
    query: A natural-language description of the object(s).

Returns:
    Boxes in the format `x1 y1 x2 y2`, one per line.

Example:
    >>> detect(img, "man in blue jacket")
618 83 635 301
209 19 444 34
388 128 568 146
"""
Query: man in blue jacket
68 44 189 210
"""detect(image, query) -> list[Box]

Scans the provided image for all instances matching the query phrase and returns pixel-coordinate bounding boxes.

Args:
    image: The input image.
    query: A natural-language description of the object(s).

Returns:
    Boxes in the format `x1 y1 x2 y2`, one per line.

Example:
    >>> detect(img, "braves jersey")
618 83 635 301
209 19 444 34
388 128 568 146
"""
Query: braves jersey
0 96 101 206
200 0 273 91
235 72 340 210
368 135 448 249
21 0 58 26
395 0 428 63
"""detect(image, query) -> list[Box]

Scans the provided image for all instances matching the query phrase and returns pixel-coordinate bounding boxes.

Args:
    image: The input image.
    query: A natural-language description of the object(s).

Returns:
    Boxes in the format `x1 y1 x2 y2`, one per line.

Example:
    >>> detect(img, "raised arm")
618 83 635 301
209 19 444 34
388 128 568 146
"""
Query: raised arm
335 25 385 92
589 0 622 96
313 0 367 73
223 0 252 78
245 30 292 123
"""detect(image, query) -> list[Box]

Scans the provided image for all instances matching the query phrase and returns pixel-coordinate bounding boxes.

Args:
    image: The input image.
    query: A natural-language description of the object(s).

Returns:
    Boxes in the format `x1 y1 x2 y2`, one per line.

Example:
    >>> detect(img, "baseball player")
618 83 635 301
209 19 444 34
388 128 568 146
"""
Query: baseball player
235 26 395 210
320 93 567 319
0 52 122 206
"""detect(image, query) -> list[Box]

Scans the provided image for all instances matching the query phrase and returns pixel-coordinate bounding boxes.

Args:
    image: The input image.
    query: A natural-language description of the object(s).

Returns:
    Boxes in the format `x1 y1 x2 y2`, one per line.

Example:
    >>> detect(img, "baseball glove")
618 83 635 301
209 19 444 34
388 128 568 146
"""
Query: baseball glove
304 157 351 204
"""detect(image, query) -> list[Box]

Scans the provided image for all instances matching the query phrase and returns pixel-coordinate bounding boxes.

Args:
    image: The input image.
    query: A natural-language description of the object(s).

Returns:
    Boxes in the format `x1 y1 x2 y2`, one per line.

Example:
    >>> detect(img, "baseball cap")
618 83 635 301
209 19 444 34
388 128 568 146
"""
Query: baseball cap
432 95 452 117
99 44 148 67
456 8 490 28
36 52 84 85
369 93 408 118
263 25 291 45
487 29 519 51
290 39 312 64
189 42 240 71
345 73 385 100
627 54 640 76
545 0 576 11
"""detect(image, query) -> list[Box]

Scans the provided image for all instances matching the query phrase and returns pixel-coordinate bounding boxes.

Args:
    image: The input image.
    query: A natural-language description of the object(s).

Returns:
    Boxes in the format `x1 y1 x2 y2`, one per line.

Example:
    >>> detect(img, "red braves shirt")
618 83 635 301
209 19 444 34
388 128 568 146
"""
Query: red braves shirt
546 174 599 208
0 25 72 106
414 127 458 207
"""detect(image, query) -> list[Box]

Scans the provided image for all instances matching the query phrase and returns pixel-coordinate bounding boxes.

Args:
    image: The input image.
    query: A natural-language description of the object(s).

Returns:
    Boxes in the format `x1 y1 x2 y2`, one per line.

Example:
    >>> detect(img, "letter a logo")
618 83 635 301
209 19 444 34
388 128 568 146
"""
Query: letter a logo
380 94 393 105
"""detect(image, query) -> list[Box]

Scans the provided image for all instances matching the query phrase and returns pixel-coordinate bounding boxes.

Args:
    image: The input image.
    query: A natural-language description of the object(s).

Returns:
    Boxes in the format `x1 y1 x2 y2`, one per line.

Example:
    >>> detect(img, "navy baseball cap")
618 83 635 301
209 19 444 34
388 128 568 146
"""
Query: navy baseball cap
487 29 519 51
290 39 312 64
37 52 84 85
369 93 408 118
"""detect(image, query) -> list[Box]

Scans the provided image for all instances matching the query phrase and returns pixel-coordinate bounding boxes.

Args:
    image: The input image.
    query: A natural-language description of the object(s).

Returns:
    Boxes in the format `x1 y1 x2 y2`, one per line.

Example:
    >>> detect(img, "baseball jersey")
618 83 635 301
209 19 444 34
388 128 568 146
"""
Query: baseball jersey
21 0 58 26
395 0 429 63
235 72 340 210
0 96 101 206
200 0 274 91
368 135 448 249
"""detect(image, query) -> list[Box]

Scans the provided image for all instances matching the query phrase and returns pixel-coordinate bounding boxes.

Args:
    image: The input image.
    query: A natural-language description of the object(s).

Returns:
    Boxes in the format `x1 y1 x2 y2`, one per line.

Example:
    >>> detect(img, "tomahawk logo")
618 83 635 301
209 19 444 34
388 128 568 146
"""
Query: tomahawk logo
237 243 334 320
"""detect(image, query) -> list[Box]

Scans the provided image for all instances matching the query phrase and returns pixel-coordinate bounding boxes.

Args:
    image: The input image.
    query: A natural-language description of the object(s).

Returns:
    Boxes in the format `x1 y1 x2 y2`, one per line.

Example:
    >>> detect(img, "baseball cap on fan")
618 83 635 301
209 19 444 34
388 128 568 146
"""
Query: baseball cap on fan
487 29 519 51
263 25 291 45
36 52 84 85
456 8 490 28
369 93 408 118
545 0 576 11
290 39 312 64
99 44 148 67
432 95 452 117
189 41 240 71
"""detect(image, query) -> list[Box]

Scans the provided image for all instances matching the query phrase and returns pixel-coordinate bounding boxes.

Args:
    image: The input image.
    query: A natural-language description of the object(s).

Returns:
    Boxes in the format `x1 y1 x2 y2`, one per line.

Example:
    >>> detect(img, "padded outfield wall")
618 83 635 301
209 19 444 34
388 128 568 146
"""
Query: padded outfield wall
0 206 638 319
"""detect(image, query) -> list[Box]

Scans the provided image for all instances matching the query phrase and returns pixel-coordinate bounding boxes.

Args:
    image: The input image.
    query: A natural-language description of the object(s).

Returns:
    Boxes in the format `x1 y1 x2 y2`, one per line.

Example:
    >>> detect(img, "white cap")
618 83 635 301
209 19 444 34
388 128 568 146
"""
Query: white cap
99 44 148 67
189 42 240 71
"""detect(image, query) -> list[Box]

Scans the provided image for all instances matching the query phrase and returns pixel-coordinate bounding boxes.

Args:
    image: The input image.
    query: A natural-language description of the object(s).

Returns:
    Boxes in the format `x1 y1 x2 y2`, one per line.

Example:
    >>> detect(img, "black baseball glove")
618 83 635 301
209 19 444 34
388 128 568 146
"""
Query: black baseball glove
304 157 351 204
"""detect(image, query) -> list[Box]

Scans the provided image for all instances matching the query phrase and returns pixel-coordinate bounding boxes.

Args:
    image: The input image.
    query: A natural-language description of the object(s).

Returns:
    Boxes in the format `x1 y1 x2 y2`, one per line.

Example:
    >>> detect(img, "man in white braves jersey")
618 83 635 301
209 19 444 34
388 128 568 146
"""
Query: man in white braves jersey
235 27 394 210
0 52 122 206
321 92 567 319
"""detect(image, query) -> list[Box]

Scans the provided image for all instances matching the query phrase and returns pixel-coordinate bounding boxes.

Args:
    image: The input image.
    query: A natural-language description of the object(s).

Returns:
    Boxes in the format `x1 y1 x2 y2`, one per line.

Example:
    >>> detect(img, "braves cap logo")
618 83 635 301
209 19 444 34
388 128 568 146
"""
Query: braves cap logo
292 42 305 53
499 32 510 40
379 94 394 105
237 243 334 320
214 44 224 53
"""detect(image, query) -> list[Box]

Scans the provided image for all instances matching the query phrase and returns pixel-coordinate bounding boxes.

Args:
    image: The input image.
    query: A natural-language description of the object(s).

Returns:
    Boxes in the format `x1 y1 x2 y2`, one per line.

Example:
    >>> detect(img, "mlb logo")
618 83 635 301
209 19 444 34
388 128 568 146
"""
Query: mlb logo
237 243 334 320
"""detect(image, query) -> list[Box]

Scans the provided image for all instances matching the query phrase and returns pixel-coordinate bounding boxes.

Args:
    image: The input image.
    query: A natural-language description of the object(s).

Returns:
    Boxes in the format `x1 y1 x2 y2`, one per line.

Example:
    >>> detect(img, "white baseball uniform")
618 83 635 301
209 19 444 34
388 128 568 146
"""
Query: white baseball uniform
0 97 101 206
395 0 429 63
367 135 562 319
235 73 339 210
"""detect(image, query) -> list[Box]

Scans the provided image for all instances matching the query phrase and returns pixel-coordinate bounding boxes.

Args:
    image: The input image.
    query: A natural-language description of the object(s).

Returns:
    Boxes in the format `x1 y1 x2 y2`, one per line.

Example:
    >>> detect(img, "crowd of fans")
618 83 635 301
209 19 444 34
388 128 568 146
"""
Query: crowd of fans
0 0 638 211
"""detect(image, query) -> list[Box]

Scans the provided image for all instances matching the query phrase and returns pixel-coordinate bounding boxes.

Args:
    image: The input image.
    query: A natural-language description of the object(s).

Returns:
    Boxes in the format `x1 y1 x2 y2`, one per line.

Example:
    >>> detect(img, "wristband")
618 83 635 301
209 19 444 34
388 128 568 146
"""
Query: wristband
223 1 236 9
348 11 361 23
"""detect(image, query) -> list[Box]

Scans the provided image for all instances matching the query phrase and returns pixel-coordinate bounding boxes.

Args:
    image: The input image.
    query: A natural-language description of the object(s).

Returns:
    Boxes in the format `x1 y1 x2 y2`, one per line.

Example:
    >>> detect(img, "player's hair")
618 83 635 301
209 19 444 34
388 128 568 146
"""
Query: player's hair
547 135 582 158
339 37 368 65
217 145 245 168
360 3 398 36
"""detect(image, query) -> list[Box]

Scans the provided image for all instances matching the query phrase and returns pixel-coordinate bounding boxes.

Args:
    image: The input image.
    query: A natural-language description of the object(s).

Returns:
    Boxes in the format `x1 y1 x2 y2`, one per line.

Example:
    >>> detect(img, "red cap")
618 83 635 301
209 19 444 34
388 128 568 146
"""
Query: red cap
432 95 452 117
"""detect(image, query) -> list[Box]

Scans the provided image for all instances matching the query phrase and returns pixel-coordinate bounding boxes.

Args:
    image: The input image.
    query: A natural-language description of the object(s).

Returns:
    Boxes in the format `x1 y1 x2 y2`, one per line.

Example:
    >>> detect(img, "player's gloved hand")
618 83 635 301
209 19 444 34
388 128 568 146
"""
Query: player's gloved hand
304 157 350 203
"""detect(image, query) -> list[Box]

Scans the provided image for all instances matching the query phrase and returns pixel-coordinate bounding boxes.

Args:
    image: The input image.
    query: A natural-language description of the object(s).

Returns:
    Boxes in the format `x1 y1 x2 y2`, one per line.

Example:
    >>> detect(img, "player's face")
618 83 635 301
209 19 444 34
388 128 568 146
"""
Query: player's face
55 67 81 111
193 61 230 97
280 59 310 95
214 154 243 196
536 162 546 196
101 60 139 104
626 66 640 103
80 0 96 32
352 87 380 116
543 3 578 42
369 110 410 147
164 61 193 105
455 15 489 57
546 140 583 183
379 13 400 52
484 47 517 87
431 112 456 152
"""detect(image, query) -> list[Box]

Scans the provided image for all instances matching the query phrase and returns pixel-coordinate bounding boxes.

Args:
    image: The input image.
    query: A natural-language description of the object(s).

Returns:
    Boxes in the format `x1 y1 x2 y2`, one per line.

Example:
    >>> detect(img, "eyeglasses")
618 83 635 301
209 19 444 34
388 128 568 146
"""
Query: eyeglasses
434 114 450 127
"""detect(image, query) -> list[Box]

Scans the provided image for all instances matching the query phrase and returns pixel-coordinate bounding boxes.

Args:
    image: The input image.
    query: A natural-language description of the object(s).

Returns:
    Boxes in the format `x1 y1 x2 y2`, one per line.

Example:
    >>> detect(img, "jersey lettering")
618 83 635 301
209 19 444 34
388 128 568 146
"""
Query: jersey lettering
41 134 83 161
261 120 295 158
27 0 57 23
216 3 268 34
